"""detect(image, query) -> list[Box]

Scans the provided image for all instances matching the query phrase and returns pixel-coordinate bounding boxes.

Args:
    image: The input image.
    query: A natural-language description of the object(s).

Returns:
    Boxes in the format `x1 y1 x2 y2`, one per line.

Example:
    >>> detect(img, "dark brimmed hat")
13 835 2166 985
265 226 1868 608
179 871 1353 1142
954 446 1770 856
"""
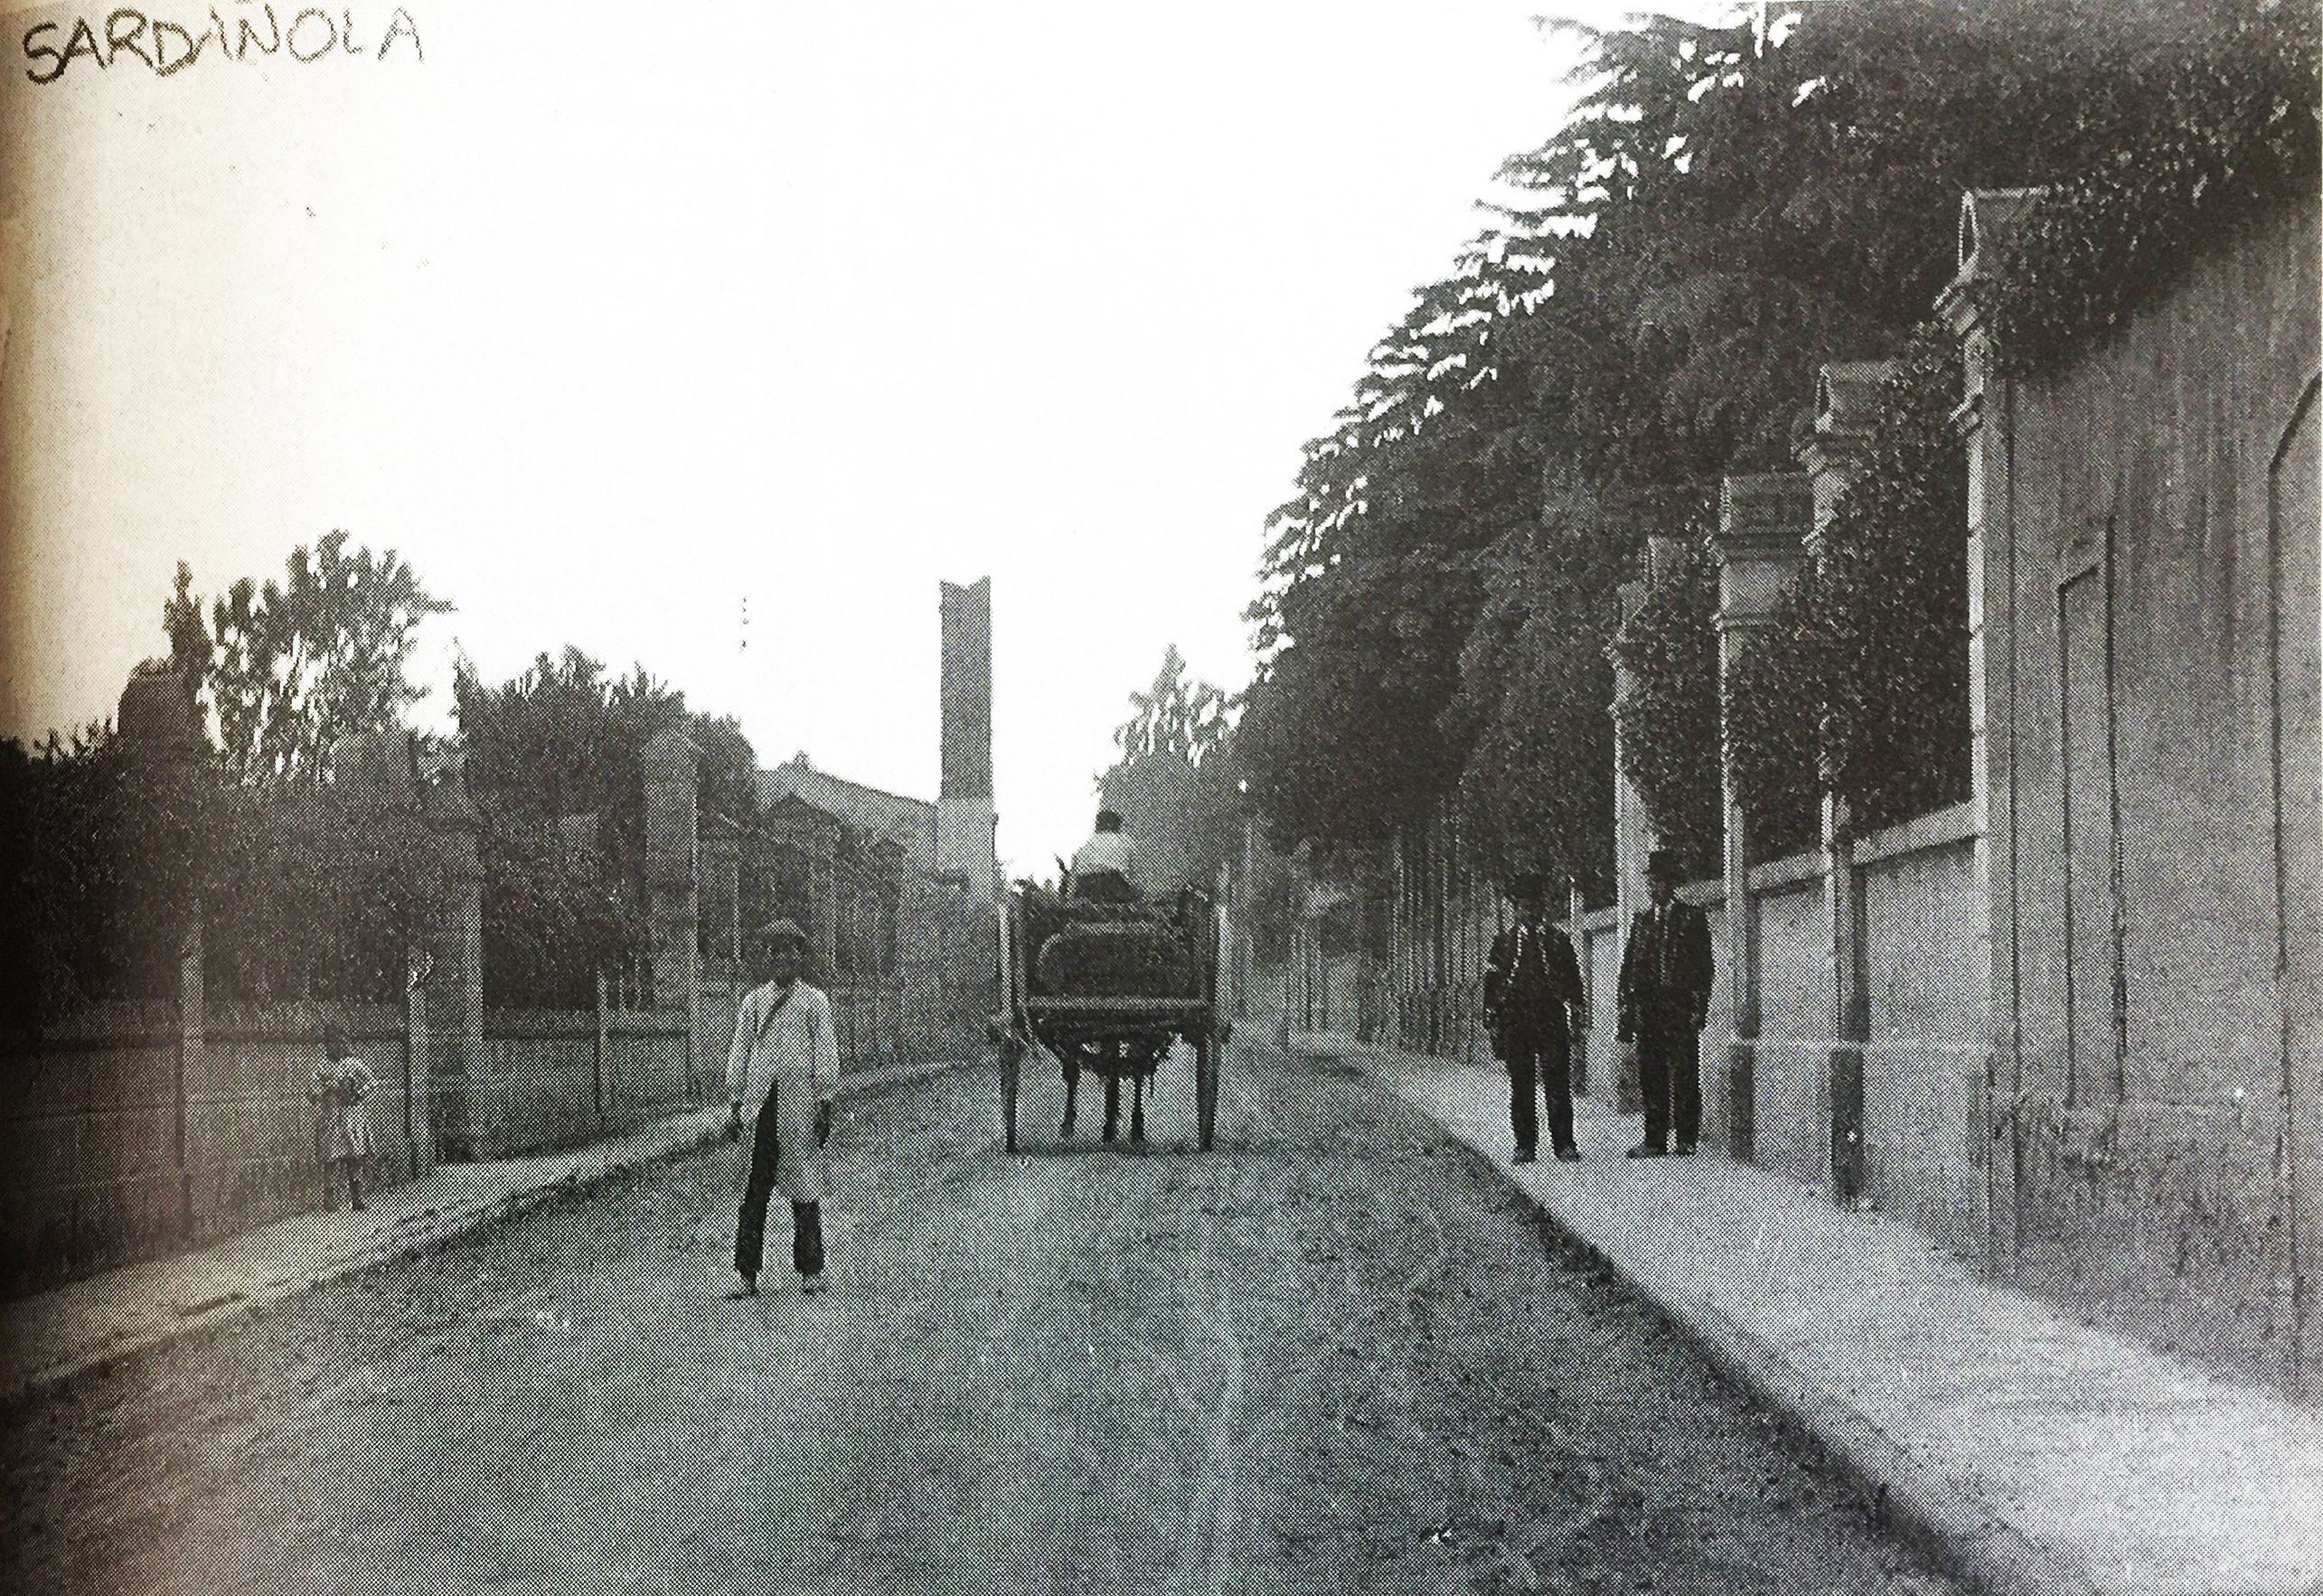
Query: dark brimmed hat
757 916 809 947
1504 871 1551 902
1646 849 1686 882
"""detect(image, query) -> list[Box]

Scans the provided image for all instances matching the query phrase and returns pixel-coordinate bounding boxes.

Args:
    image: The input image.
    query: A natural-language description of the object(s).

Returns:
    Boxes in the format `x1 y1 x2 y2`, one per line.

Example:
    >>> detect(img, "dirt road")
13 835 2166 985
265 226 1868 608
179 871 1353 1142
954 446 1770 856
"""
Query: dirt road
1 1044 1953 1594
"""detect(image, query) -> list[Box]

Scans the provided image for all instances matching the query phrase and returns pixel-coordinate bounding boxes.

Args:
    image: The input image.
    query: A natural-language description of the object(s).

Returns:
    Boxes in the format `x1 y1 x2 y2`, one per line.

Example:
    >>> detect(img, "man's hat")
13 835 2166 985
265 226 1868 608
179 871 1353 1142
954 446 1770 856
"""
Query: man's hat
1505 871 1551 902
757 916 809 947
1646 849 1686 882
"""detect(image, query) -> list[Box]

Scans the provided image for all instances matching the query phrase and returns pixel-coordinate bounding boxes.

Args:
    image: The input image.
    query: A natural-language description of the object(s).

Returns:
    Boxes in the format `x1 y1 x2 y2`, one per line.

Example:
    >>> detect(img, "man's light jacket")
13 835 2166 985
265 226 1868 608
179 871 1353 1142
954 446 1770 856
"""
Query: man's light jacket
727 978 840 1202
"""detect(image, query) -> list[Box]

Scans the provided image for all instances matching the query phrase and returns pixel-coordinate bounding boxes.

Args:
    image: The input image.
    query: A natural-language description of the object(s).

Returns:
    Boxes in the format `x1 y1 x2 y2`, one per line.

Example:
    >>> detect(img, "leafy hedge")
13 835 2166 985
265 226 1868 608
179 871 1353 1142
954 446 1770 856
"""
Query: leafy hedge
1609 533 1723 872
0 727 448 1020
1811 335 1971 828
1725 333 1970 845
1724 569 1830 859
1980 1 2318 377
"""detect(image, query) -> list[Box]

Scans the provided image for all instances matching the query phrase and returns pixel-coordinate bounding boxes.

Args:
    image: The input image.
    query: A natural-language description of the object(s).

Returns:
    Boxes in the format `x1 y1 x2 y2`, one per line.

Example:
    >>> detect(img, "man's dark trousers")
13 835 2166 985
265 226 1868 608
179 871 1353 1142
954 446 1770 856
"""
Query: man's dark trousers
1505 1021 1575 1156
1634 1000 1701 1151
737 1084 823 1280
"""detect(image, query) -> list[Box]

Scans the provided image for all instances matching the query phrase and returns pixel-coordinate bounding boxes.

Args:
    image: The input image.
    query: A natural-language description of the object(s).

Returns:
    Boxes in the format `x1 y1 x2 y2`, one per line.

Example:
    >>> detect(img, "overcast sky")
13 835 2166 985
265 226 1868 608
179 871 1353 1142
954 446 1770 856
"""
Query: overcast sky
0 0 1632 870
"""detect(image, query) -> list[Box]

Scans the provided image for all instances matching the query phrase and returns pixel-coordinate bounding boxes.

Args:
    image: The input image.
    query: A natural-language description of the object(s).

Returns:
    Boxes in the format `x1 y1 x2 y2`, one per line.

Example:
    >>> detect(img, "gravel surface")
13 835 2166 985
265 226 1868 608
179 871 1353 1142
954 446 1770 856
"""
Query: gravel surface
0 1043 1956 1594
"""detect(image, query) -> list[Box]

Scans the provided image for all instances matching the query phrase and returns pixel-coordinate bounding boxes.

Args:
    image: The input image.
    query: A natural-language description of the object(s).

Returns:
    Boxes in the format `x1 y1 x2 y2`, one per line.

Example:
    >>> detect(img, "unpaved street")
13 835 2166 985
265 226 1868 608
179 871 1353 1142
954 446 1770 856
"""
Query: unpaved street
2 1045 1952 1594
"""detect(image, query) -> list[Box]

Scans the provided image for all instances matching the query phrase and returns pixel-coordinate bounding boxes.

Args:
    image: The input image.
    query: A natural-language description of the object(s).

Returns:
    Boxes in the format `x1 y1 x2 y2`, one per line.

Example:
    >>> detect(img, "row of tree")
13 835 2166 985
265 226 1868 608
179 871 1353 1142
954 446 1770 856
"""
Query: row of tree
5 535 870 1019
1226 0 2317 897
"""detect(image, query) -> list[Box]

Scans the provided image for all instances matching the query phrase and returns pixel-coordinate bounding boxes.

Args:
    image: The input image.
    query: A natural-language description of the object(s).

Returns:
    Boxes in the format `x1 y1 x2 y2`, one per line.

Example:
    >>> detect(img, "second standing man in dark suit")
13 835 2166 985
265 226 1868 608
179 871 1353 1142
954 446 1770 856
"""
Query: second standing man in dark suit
1483 873 1588 1164
1615 850 1716 1157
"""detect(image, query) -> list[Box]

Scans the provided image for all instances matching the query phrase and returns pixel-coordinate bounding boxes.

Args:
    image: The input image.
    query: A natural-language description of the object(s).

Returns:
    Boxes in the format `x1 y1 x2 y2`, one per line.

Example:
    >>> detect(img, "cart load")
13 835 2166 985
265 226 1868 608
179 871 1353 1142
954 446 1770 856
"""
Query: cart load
993 884 1227 1151
1033 915 1196 1000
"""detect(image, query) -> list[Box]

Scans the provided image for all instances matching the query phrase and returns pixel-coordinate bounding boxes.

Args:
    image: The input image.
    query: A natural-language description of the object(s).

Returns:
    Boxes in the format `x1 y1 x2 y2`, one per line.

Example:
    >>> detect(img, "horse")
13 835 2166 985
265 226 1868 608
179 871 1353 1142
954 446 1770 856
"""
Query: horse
1055 1034 1171 1145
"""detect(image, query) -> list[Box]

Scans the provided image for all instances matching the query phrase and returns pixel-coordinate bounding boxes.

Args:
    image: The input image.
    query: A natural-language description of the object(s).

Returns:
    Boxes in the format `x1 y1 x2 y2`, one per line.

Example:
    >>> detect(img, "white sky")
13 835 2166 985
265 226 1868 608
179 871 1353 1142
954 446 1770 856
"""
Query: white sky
0 0 1622 870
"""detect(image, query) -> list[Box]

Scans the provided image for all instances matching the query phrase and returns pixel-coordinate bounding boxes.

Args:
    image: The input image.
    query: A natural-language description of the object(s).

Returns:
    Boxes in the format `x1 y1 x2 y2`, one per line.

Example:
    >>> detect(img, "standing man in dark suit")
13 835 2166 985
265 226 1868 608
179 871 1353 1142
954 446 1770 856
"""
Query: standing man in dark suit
1483 873 1588 1164
1616 850 1716 1158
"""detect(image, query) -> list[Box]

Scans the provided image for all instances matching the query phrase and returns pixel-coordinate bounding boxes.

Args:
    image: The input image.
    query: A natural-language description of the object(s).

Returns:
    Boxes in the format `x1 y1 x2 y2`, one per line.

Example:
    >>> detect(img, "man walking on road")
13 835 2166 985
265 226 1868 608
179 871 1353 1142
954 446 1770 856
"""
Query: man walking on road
1483 873 1588 1164
726 917 839 1298
1615 850 1715 1158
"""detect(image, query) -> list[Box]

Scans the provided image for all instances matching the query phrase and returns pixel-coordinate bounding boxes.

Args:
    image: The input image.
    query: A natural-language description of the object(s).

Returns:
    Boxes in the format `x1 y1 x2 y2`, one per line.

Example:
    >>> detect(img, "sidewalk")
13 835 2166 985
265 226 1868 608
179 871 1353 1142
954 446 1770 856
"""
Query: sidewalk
1300 1032 2323 1596
0 1056 967 1413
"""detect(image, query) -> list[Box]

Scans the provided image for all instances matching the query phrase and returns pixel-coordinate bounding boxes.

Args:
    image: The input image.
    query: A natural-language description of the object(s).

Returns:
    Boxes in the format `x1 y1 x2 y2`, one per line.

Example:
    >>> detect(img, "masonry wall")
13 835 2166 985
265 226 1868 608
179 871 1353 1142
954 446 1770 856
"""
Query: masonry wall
1858 807 1988 1258
1575 909 1623 1105
0 1001 419 1293
460 1007 692 1161
1691 893 1735 1148
1376 796 1988 1267
1752 858 1830 1188
1989 194 2320 1387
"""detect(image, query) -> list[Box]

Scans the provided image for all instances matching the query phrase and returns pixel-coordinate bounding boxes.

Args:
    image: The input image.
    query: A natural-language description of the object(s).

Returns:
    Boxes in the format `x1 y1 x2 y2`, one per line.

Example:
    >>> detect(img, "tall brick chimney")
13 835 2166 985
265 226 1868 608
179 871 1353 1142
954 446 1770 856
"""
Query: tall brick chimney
936 577 997 889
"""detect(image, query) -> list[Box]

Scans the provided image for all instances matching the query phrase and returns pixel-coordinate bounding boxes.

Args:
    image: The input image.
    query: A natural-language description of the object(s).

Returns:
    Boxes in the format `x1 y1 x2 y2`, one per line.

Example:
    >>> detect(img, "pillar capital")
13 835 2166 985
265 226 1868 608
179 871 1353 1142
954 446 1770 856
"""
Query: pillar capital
1936 187 2046 341
1714 473 1811 629
117 666 206 765
1801 361 1900 534
420 758 484 838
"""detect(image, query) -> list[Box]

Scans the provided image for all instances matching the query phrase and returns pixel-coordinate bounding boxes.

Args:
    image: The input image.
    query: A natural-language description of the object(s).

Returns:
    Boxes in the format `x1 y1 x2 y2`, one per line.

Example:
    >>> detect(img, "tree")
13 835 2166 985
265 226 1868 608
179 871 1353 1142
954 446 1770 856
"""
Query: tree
1238 0 2315 872
453 647 783 1003
165 532 450 788
1114 646 1234 766
455 648 689 1002
1095 649 1243 895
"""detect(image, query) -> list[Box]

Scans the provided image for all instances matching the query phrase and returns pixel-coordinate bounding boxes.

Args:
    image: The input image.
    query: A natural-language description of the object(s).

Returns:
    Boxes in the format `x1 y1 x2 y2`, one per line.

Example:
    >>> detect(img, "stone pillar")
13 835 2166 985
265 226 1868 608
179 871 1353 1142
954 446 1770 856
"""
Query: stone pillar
700 811 742 983
643 728 700 1010
422 760 484 1161
1714 473 1813 1163
1802 362 1895 1206
1612 572 1655 939
118 667 208 1235
403 952 433 1178
416 762 483 1161
643 728 701 1101
1938 189 2039 1280
593 969 610 1134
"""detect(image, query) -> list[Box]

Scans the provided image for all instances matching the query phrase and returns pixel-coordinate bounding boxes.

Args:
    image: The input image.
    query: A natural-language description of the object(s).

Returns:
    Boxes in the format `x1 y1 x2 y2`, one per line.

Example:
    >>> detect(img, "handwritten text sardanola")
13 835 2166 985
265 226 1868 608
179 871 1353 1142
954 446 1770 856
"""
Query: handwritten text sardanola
23 6 423 82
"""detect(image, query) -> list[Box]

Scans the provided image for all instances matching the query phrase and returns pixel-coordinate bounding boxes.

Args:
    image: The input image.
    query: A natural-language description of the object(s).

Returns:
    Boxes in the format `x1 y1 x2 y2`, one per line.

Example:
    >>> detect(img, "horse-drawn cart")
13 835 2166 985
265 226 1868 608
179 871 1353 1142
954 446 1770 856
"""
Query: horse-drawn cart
992 885 1228 1151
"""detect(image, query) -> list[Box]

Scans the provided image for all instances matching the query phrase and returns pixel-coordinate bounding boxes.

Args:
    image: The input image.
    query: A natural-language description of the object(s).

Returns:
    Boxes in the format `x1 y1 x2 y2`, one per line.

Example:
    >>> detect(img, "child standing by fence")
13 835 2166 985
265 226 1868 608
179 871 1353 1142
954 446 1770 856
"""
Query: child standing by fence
310 1028 379 1212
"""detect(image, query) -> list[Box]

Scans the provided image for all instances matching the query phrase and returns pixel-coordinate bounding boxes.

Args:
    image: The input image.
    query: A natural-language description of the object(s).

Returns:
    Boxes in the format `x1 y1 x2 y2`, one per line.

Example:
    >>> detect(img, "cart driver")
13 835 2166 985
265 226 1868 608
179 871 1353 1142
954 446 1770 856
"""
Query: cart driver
1068 809 1143 903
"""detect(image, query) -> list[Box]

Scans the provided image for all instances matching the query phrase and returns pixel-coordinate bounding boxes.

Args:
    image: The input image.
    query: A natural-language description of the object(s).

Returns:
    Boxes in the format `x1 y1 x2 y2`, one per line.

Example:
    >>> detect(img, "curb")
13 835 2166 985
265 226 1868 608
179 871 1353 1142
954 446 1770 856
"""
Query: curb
8 1055 974 1413
1300 1037 2098 1596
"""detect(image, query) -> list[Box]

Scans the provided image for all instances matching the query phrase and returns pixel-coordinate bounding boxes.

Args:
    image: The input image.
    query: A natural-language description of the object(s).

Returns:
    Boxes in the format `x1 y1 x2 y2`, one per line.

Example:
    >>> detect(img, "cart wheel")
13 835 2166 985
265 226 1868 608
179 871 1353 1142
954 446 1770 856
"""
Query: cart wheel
1195 1034 1220 1152
1001 1037 1023 1153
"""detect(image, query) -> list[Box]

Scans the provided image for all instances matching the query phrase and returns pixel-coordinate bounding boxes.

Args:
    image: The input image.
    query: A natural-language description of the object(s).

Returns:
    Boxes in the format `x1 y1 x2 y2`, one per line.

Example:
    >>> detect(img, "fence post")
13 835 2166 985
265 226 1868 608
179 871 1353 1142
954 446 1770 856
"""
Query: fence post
594 970 609 1134
405 949 433 1178
1823 791 1869 1203
1567 881 1593 1095
175 917 202 1242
